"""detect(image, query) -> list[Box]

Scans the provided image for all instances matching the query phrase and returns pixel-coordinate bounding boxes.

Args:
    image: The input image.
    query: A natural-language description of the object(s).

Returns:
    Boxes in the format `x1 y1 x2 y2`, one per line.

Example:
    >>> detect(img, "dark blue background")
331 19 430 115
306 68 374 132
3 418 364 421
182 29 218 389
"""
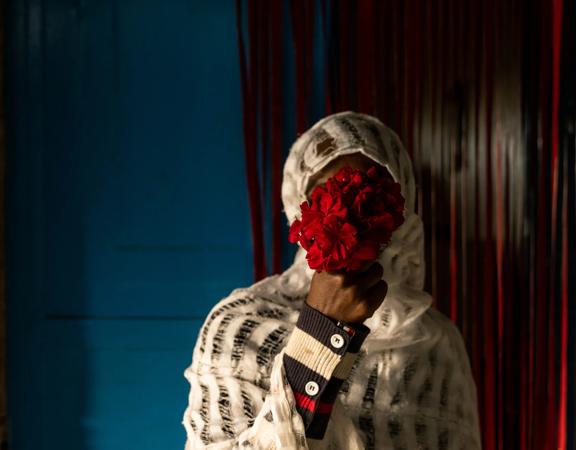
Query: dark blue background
5 0 329 447
7 1 261 449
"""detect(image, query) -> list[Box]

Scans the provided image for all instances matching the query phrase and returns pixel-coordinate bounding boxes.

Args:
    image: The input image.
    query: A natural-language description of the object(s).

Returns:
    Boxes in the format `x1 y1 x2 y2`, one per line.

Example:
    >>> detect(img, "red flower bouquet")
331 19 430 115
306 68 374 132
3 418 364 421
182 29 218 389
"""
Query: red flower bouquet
288 165 405 272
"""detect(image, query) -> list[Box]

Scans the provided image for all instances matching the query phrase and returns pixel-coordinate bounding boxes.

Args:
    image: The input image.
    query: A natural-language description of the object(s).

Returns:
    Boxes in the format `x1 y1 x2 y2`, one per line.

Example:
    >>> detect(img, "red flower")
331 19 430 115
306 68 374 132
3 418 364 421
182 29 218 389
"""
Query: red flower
309 186 348 219
306 216 358 271
289 164 406 273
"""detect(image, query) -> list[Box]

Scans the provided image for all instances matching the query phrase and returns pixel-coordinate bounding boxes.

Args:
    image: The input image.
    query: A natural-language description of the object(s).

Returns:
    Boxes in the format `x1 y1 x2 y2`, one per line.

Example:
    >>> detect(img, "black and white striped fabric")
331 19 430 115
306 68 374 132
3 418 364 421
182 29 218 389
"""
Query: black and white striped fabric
182 112 482 449
281 300 370 440
182 248 481 449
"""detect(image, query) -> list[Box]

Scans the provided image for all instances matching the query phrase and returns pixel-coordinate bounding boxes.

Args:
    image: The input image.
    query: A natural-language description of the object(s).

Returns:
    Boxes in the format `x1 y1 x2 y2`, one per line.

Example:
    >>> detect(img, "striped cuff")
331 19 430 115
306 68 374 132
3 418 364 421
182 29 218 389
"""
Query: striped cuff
283 302 370 439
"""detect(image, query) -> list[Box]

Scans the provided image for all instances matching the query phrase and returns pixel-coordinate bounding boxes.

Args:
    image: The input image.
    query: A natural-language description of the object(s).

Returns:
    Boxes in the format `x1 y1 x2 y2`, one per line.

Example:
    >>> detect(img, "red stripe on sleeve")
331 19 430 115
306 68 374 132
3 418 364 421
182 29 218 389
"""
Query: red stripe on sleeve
293 391 334 415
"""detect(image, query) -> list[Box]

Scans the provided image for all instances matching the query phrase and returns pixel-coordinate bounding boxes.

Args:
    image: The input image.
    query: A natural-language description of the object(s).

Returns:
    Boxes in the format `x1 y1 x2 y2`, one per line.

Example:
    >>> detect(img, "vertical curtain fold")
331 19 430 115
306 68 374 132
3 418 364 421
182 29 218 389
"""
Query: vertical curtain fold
236 0 266 280
236 1 575 448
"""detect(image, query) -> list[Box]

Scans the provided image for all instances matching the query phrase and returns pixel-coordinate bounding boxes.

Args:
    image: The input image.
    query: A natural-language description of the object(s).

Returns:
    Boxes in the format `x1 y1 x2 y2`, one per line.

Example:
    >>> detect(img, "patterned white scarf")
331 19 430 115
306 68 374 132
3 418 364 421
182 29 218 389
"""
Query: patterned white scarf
182 111 482 449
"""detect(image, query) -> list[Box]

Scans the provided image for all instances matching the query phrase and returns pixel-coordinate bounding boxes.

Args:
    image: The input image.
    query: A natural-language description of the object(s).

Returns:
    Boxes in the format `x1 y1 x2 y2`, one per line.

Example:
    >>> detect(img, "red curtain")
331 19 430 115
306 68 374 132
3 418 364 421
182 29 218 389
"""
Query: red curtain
236 0 575 448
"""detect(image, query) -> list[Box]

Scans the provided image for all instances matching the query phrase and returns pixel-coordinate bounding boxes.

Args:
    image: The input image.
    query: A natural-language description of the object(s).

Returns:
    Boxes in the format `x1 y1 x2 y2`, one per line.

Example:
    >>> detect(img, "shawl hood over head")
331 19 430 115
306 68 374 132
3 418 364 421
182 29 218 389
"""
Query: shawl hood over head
277 111 434 350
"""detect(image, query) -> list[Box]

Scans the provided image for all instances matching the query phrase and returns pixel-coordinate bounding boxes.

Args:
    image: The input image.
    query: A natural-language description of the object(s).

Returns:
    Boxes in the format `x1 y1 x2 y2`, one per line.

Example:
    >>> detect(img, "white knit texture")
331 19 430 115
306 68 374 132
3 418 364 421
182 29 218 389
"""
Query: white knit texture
182 112 482 449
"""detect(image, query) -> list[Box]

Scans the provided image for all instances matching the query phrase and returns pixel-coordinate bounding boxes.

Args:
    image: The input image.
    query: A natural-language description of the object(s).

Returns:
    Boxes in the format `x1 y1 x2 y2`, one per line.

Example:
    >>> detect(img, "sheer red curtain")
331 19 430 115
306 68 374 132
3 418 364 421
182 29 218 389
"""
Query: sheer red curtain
236 0 575 448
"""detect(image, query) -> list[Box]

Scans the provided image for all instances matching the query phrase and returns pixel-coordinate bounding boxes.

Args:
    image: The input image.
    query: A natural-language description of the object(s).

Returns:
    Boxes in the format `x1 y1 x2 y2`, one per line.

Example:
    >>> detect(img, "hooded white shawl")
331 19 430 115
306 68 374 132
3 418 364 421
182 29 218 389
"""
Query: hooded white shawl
182 111 482 449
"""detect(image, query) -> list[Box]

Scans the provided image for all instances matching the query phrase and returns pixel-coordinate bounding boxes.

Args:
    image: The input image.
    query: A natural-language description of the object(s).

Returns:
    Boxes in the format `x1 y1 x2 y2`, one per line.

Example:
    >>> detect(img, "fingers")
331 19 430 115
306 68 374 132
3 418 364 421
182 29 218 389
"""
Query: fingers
365 279 388 311
350 262 384 291
312 262 388 323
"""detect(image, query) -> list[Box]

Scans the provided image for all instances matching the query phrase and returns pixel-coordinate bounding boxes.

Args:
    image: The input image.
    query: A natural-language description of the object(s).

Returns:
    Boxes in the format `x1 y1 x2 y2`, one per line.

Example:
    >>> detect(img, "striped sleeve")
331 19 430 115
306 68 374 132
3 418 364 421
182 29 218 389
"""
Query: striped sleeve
182 294 312 449
282 302 370 439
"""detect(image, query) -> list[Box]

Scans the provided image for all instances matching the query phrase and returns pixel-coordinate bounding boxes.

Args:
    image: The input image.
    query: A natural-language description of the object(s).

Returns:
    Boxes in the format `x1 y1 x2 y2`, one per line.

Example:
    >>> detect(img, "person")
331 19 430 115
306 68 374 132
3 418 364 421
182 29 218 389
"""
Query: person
181 111 482 449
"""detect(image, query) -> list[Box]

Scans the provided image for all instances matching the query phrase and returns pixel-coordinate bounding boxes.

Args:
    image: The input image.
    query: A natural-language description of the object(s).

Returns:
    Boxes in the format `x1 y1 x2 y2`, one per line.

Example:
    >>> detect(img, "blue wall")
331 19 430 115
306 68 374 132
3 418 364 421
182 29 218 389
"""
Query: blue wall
5 1 265 449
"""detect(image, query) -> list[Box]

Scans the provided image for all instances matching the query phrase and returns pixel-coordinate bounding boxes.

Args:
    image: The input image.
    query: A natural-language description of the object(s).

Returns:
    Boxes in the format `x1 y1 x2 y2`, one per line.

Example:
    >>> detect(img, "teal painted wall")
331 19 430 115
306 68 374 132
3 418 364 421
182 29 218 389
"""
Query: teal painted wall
5 1 264 449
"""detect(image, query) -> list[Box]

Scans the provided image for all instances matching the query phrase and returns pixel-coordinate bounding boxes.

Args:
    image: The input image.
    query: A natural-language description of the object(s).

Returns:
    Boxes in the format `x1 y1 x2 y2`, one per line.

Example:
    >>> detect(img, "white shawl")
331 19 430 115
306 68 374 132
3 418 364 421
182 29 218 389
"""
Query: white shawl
182 111 482 449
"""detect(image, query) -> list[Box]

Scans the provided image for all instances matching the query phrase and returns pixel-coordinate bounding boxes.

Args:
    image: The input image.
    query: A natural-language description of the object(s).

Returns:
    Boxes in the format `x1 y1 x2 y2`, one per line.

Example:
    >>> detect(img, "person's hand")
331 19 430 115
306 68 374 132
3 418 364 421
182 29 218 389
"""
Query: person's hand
305 261 388 324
